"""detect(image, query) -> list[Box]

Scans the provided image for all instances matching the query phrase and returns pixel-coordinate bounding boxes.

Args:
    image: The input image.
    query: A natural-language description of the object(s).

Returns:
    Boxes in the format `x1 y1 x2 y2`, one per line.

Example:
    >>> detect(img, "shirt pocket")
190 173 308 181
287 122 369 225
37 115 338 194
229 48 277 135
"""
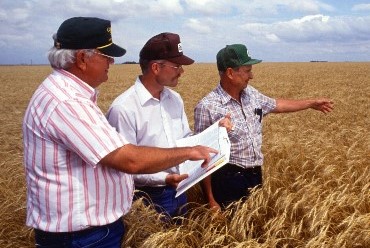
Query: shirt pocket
252 113 263 135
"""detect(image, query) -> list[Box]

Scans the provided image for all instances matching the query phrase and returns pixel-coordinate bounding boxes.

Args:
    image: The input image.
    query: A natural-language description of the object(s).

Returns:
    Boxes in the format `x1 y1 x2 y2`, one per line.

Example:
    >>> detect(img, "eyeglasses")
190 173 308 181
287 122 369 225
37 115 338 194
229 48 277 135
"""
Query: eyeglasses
158 63 182 70
92 51 115 61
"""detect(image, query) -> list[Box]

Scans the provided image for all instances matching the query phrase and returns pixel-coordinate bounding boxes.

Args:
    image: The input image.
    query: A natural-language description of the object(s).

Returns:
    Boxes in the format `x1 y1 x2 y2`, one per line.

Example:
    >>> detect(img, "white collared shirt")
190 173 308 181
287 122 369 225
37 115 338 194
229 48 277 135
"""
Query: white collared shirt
107 77 192 186
23 69 133 232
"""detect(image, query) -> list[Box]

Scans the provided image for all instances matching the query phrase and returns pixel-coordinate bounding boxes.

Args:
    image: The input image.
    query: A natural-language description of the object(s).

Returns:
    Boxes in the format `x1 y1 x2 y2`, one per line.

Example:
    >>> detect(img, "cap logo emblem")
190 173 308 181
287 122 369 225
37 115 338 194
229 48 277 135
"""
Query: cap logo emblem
178 43 183 53
107 27 111 34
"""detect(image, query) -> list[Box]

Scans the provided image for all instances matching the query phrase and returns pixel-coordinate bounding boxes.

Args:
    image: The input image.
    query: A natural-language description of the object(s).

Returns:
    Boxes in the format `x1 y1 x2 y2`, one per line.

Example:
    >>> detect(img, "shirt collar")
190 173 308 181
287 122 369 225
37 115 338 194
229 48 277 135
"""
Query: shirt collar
216 83 250 105
54 69 99 103
216 83 233 105
134 77 170 106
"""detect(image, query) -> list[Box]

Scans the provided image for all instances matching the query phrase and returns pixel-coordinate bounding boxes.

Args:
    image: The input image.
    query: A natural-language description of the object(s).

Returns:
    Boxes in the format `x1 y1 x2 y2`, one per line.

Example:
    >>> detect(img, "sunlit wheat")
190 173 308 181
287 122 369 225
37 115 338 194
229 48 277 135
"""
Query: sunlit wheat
0 63 369 247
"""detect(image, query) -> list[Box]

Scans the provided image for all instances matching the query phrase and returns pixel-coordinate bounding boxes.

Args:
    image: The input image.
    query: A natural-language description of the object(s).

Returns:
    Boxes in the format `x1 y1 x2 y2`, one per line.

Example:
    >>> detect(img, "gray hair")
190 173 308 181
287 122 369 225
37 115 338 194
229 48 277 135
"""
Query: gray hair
47 47 95 70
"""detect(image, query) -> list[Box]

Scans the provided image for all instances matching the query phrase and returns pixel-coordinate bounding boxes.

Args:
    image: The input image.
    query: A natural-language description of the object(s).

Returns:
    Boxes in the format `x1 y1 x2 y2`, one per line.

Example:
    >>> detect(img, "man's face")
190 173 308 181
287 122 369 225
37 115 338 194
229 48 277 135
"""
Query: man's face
232 65 254 90
84 50 114 88
155 61 184 88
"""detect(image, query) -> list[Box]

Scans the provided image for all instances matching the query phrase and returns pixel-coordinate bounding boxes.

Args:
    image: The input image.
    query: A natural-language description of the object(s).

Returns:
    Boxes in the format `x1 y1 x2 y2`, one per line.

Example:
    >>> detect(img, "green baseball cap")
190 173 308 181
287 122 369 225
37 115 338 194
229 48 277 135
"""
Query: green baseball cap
216 44 262 71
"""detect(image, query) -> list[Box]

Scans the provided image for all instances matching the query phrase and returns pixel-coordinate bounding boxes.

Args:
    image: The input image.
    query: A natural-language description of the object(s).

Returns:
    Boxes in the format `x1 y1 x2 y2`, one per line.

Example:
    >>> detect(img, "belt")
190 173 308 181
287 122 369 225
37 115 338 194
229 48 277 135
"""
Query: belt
135 185 174 195
136 185 170 190
222 163 261 175
34 217 122 238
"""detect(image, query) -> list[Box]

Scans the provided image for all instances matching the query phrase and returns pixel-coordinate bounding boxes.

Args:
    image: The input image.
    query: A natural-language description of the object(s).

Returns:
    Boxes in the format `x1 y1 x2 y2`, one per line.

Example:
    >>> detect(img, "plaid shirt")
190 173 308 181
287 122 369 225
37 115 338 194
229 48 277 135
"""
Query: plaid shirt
194 84 276 168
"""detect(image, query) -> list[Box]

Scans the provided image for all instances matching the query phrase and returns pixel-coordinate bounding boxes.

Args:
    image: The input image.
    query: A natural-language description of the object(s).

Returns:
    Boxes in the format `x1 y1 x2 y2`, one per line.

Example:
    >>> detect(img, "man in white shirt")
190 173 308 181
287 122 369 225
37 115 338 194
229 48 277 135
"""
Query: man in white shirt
107 33 195 221
107 33 235 221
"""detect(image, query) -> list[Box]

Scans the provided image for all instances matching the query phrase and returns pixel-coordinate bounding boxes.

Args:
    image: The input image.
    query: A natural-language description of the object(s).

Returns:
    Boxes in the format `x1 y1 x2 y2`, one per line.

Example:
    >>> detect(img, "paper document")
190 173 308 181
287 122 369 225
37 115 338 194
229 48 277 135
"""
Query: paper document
175 120 230 197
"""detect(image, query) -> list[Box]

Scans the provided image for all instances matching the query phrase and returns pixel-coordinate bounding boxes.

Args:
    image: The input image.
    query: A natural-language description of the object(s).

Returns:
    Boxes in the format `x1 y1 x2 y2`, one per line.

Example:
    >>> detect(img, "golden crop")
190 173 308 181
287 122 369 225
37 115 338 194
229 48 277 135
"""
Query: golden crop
0 62 369 247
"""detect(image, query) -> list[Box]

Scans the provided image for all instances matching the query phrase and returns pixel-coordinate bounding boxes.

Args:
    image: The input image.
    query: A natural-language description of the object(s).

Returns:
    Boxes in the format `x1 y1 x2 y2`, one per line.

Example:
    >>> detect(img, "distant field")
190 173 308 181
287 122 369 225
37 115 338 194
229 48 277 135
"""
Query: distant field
0 63 369 247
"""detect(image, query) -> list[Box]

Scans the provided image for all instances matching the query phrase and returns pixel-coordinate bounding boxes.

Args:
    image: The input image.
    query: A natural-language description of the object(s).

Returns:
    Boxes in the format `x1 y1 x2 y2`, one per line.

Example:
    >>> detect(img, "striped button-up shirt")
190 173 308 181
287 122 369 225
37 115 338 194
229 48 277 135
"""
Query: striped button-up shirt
194 84 276 168
22 69 133 232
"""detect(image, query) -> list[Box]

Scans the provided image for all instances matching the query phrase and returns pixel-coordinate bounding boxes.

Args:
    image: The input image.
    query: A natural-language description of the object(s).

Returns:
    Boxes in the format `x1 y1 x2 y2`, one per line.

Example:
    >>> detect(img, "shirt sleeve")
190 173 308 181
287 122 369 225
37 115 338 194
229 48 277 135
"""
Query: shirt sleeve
132 172 170 186
249 86 276 115
47 99 127 167
107 101 169 186
106 104 138 145
180 99 193 138
194 101 213 134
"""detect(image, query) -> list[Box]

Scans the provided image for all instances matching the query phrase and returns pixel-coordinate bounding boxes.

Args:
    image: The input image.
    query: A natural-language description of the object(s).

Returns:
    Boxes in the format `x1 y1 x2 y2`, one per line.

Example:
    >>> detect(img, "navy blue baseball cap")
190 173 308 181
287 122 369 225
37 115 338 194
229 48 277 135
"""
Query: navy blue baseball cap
54 17 126 57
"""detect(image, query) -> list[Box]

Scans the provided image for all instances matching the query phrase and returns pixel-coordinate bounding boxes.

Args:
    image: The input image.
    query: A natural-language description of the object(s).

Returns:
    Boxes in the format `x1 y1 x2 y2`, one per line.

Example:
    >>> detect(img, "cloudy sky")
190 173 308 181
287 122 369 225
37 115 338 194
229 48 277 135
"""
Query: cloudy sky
1 0 369 64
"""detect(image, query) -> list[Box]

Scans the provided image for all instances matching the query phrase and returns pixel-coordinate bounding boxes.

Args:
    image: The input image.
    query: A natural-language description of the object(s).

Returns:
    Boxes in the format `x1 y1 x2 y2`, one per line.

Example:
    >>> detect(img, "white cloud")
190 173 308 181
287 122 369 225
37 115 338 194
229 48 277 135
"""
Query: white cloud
0 5 31 28
8 8 30 22
185 18 212 34
239 15 370 44
352 4 370 12
265 33 280 42
2 33 33 43
0 0 369 63
293 14 330 23
288 0 334 13
145 0 184 17
229 0 335 19
184 0 230 15
182 0 335 17
25 0 184 20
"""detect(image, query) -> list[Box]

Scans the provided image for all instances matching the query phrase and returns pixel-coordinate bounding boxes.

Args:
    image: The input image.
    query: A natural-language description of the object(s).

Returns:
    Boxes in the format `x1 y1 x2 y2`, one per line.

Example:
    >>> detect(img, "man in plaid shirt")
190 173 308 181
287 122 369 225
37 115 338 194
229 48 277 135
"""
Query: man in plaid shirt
194 44 334 209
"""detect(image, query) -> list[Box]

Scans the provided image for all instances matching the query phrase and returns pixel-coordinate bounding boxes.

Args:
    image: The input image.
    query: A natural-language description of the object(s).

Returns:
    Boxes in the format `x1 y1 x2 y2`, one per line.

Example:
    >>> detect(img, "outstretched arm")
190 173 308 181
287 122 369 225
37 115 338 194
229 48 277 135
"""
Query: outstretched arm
272 98 334 114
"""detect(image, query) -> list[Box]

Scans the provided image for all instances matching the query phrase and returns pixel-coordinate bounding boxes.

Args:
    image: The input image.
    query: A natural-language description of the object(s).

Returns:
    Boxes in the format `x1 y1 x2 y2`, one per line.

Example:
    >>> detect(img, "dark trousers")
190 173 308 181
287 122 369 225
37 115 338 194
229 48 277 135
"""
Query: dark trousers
211 163 262 208
34 218 124 248
134 185 187 222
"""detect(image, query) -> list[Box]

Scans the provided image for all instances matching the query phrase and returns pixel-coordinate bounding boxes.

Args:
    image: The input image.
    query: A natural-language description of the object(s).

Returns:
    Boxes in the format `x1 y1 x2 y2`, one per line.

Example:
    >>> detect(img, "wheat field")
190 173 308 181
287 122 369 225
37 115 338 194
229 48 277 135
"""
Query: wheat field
0 62 369 247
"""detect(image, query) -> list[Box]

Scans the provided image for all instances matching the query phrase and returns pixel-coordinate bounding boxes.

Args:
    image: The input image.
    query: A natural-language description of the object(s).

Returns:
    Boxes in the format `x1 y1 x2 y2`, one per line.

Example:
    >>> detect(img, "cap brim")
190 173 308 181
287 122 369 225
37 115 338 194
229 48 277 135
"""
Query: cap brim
243 59 262 65
167 55 194 65
98 43 126 57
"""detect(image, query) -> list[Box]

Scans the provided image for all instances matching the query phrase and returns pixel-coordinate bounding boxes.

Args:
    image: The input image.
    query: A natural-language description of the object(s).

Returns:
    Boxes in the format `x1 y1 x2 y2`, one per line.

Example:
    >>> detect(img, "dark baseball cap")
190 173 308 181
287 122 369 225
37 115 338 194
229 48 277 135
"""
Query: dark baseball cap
139 32 194 65
54 17 126 57
217 44 262 71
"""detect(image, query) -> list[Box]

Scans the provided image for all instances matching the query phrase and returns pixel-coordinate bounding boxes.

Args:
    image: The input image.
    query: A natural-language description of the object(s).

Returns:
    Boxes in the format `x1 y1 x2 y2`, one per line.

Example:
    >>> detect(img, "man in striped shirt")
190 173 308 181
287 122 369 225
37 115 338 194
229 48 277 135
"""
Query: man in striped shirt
23 17 217 248
195 44 334 209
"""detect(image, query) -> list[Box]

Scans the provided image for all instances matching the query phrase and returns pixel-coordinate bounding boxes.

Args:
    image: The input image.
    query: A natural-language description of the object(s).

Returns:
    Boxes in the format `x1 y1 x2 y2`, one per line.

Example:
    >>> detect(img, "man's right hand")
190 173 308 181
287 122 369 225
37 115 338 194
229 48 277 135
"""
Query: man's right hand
189 145 218 167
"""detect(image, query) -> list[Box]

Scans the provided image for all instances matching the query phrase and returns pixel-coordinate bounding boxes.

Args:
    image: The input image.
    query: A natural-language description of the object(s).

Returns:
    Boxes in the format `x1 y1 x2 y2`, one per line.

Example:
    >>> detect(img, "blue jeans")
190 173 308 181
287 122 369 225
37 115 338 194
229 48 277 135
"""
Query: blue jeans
211 163 262 208
34 218 124 248
135 185 187 221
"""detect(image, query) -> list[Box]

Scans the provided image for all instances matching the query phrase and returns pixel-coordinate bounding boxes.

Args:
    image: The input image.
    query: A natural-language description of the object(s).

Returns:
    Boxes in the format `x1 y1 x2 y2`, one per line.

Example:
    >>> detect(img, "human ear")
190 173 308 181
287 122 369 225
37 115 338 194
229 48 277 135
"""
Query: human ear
76 50 88 71
151 62 161 75
226 67 235 79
